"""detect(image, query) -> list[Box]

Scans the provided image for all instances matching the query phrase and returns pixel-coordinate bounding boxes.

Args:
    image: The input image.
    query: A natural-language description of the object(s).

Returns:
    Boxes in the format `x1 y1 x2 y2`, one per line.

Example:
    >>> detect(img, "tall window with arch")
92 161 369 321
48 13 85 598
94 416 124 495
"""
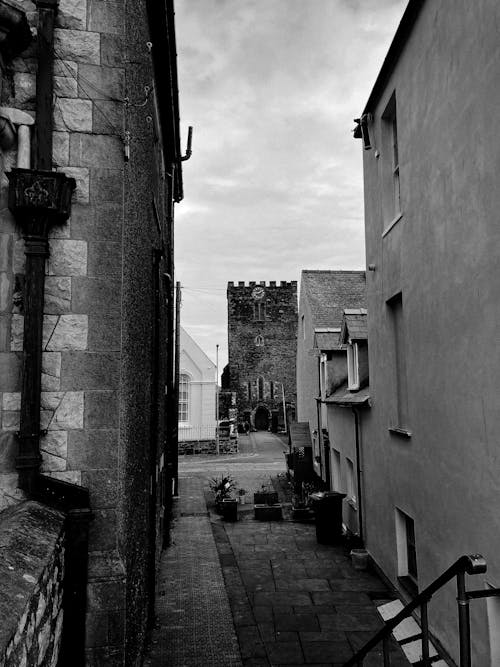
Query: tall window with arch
253 302 265 321
270 381 274 400
255 334 264 346
247 381 252 401
178 373 190 422
258 377 264 400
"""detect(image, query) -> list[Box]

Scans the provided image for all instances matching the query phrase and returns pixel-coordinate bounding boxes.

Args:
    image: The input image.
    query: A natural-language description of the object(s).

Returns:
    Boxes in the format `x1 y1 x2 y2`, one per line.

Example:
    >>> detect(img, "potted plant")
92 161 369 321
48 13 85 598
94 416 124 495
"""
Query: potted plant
253 484 279 505
221 497 238 521
209 474 236 513
238 488 247 505
291 493 314 522
254 484 283 521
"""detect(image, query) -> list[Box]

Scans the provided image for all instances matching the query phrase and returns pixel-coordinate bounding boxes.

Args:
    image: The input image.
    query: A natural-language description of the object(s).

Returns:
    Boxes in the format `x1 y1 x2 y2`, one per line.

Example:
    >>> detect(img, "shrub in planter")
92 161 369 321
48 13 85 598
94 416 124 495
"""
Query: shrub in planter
209 474 236 512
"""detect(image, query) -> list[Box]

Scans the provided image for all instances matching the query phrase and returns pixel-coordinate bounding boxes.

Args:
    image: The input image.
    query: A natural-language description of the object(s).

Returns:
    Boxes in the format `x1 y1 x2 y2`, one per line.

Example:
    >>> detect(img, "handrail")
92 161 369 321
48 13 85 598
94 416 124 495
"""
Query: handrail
343 554 487 667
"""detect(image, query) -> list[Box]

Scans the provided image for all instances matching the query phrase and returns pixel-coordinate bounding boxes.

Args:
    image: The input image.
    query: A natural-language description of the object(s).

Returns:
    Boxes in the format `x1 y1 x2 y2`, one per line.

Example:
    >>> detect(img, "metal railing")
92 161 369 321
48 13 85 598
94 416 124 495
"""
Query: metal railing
178 425 217 442
343 554 500 667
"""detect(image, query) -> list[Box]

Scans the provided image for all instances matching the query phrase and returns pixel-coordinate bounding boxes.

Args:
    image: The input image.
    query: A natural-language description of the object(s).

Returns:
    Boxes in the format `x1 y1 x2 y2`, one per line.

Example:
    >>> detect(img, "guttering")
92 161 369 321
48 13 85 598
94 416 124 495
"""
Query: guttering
362 0 426 115
146 0 184 201
352 407 364 546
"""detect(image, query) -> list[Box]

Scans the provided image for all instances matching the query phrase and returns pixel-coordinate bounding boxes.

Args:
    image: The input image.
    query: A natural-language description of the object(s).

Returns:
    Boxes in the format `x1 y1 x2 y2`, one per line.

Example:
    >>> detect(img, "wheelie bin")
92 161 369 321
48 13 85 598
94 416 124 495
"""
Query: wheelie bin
309 491 346 544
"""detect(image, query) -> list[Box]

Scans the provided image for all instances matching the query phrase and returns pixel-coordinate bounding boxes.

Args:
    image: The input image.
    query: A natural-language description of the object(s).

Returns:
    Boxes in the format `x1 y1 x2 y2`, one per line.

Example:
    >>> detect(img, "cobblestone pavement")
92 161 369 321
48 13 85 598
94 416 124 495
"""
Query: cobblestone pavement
145 432 410 666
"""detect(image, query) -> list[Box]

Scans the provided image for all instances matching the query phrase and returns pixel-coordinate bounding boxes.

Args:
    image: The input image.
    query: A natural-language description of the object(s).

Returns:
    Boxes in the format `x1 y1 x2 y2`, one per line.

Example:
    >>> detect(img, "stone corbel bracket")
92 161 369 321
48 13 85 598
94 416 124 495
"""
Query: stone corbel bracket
0 0 32 60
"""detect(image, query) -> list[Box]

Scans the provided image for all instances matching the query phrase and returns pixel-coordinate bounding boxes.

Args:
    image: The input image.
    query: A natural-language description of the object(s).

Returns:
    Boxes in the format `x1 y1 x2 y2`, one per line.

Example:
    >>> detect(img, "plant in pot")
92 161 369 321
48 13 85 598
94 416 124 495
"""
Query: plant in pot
291 488 314 522
209 474 236 513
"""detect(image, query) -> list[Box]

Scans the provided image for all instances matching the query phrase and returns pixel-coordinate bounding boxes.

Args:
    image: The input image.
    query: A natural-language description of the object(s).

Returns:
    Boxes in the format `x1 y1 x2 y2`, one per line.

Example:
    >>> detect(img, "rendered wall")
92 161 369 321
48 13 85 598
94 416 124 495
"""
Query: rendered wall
326 405 358 535
361 2 500 662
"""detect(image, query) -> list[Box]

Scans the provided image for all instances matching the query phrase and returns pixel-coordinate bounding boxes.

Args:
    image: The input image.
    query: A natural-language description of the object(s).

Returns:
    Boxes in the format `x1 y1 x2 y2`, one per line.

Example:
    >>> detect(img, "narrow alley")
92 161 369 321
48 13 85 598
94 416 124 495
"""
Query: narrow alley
144 432 408 666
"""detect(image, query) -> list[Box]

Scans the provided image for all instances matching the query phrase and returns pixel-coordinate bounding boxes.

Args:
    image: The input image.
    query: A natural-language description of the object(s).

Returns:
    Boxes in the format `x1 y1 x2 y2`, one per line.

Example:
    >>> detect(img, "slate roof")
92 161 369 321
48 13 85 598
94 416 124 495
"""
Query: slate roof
301 270 366 329
324 382 370 407
340 309 368 343
288 422 312 450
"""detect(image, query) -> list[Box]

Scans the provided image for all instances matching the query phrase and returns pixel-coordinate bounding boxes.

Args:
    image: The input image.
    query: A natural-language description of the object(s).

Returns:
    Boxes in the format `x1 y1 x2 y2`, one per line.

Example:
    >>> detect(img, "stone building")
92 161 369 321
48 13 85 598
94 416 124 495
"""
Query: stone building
226 281 297 431
0 0 184 665
351 0 500 664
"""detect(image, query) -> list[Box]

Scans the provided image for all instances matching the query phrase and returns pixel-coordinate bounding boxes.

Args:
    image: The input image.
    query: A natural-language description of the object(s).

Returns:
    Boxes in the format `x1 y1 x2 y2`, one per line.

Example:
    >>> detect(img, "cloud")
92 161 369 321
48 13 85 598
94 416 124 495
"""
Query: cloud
175 0 407 376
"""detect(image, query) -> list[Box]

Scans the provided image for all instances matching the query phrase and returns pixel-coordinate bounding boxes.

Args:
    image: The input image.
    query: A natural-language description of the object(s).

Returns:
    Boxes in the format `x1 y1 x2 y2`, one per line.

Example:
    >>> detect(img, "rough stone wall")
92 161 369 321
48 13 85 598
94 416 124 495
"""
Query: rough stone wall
227 281 297 427
0 501 65 667
0 1 174 665
118 1 172 663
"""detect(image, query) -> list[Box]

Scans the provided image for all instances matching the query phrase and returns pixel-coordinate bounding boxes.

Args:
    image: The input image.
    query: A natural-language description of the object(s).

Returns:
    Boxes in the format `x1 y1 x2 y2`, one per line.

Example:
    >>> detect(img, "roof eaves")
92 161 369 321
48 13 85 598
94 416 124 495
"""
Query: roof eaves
363 0 426 114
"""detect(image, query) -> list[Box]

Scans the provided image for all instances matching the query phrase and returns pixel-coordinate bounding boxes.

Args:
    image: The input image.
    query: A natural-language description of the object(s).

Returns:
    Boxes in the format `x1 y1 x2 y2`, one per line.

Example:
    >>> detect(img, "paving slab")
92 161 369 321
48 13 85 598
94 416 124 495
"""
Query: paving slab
145 432 412 666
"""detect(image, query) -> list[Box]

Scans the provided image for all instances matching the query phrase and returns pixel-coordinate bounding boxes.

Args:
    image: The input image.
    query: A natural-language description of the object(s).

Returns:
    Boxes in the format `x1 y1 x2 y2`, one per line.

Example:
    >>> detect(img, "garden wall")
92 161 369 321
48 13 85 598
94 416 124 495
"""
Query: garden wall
0 501 65 667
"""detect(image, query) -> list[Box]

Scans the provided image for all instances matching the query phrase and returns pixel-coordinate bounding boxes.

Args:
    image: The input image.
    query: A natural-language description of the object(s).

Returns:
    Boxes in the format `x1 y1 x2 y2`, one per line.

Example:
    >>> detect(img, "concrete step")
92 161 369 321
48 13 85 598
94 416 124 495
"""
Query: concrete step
377 599 446 665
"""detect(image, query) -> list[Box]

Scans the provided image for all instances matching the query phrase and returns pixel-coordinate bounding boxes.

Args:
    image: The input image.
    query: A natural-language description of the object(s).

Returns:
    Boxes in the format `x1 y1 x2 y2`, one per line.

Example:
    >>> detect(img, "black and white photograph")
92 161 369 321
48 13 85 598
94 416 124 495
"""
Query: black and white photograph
0 1 498 665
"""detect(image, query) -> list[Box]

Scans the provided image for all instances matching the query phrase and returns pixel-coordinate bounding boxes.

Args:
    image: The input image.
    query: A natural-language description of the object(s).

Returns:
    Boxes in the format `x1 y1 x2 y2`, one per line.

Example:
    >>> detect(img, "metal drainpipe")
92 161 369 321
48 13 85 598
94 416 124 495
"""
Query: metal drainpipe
352 407 365 546
8 2 93 665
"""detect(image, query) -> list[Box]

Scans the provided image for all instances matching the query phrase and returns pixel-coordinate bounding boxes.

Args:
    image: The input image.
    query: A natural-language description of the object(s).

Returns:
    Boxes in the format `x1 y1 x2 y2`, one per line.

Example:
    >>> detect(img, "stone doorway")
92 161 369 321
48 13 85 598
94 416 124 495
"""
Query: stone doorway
254 406 270 430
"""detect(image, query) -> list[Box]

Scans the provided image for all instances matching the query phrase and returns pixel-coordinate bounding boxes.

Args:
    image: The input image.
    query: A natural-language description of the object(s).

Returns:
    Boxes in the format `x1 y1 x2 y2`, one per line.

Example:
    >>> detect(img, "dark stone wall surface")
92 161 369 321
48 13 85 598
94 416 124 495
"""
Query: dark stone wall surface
118 1 172 665
227 282 297 426
0 2 176 664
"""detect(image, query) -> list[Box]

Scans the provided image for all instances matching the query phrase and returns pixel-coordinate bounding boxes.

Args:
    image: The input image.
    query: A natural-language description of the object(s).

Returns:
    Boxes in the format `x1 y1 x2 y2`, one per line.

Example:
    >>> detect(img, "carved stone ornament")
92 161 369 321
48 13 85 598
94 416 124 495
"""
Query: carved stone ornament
7 168 76 224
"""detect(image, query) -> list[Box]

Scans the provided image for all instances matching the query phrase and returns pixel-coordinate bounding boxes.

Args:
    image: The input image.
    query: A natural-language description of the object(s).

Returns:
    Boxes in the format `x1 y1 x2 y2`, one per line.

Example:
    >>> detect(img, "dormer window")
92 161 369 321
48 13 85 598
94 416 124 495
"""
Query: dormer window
347 342 359 390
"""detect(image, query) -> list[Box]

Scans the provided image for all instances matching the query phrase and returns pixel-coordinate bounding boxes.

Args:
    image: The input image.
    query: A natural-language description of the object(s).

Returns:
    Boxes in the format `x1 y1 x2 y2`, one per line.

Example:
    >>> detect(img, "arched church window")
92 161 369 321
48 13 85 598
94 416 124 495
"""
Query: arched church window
255 334 264 346
258 377 264 400
178 373 190 422
253 302 265 321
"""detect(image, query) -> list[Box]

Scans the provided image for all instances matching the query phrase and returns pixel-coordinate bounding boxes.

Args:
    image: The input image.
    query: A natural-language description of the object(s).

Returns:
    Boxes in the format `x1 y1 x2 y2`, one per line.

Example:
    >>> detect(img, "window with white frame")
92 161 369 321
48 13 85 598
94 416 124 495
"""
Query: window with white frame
255 334 264 346
178 373 190 423
347 343 359 390
346 457 356 504
320 353 328 398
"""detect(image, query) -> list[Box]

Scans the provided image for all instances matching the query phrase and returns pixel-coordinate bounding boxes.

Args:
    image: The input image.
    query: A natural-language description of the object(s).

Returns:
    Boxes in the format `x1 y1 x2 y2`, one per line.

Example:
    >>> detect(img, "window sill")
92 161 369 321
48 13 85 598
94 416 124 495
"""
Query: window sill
382 212 403 238
398 575 418 598
388 426 412 438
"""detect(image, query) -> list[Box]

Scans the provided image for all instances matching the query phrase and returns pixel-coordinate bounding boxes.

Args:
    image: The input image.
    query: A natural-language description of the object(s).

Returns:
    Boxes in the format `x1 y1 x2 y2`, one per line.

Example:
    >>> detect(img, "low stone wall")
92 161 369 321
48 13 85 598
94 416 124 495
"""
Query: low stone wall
179 438 238 456
0 501 66 667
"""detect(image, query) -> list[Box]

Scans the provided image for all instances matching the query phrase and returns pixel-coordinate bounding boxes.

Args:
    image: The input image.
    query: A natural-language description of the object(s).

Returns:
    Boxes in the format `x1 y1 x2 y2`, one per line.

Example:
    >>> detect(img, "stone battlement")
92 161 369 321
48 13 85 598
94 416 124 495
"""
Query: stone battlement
227 280 297 288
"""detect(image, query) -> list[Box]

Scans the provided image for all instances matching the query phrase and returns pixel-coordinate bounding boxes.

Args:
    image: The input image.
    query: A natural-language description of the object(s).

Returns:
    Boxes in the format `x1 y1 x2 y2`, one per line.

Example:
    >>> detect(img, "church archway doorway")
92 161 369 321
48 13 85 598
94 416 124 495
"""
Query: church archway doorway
254 406 270 431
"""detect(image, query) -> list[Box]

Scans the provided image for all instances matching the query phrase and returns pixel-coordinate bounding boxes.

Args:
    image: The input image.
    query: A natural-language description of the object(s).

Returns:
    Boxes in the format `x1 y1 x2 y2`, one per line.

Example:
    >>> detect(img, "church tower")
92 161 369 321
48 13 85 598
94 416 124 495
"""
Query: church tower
226 281 297 430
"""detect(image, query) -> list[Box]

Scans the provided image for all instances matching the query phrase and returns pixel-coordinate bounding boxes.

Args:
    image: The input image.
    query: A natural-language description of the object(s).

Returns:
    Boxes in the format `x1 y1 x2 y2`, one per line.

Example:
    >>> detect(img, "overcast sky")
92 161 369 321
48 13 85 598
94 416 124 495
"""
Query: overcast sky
175 0 407 374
